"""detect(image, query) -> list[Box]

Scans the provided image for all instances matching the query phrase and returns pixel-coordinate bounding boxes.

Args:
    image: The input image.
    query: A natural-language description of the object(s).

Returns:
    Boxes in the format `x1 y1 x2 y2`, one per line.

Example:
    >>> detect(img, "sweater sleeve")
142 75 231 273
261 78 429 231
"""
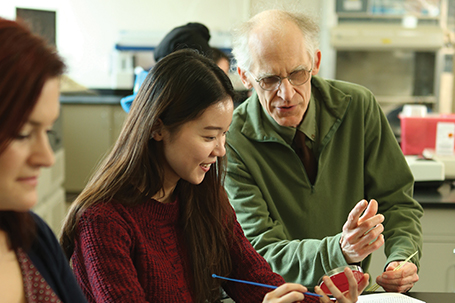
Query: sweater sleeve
222 214 318 303
72 209 150 303
221 215 284 302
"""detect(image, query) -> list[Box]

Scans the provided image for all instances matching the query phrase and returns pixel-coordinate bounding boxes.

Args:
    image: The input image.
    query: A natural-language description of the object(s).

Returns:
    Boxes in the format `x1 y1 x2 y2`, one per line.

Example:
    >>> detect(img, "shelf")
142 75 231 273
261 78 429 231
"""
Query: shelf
335 0 442 21
337 12 440 20
375 95 437 104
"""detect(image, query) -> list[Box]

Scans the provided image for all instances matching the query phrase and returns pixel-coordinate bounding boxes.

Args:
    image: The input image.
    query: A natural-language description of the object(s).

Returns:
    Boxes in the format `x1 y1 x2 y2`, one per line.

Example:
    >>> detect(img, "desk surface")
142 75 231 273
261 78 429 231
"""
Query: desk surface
414 181 455 208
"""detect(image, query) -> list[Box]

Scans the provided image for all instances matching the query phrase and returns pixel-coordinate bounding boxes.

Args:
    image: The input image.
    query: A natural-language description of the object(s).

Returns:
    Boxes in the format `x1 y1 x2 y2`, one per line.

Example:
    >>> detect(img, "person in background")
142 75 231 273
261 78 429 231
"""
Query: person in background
154 22 231 75
121 22 230 113
0 17 87 303
153 22 212 63
60 49 368 303
225 9 423 293
210 47 231 75
153 22 236 104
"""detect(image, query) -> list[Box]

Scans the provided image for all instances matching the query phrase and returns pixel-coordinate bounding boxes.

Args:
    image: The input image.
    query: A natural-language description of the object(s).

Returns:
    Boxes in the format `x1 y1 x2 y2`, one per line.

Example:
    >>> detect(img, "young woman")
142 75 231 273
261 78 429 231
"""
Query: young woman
0 18 87 303
60 49 368 303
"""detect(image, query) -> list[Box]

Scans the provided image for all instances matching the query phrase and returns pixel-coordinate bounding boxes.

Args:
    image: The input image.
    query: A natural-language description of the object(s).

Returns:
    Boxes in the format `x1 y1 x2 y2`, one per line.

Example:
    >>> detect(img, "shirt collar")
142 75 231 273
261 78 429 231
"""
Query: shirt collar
297 93 317 142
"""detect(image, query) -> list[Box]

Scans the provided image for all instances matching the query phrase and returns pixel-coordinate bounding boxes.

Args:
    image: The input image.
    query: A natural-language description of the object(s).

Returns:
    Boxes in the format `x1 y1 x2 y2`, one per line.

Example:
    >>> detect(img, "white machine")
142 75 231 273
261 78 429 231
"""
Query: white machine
405 155 445 187
422 148 455 180
110 30 232 90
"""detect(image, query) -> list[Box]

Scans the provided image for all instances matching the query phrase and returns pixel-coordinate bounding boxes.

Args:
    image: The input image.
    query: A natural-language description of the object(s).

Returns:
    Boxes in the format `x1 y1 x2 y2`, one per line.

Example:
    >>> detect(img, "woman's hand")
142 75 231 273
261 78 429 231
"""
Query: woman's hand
262 283 308 303
314 267 369 303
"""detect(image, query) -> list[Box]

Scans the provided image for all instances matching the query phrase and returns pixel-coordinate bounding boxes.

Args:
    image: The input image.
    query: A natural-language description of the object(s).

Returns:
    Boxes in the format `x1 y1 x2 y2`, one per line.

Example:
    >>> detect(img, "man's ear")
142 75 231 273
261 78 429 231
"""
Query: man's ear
151 119 164 141
312 50 322 76
238 67 253 90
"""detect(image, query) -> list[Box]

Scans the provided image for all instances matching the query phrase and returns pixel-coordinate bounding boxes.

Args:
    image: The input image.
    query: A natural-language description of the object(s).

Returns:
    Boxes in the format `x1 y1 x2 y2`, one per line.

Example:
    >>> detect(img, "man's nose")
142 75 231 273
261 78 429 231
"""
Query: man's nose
276 78 295 101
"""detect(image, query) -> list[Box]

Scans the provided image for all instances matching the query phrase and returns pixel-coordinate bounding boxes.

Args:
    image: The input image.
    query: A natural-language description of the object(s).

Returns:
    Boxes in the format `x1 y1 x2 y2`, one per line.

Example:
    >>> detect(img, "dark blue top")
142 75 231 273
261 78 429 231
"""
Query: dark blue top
27 212 87 303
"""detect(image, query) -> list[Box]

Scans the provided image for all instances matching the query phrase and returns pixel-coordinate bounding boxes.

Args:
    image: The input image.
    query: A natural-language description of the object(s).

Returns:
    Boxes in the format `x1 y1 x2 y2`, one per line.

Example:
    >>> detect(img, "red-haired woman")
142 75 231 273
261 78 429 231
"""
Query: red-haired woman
0 18 87 303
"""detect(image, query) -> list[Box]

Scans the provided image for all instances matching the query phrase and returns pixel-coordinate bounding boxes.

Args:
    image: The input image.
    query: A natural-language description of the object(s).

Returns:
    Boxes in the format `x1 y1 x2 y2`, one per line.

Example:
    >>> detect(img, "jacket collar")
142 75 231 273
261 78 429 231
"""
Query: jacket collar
241 90 295 145
311 76 352 121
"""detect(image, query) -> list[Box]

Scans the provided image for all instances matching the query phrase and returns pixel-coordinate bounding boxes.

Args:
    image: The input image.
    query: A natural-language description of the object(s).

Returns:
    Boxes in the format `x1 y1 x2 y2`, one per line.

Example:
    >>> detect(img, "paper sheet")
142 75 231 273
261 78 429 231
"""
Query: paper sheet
357 293 425 303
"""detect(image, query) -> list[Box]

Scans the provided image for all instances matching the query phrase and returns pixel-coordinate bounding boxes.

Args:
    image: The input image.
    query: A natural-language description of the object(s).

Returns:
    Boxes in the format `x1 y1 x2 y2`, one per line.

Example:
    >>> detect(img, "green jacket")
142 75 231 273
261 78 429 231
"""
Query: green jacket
225 76 423 288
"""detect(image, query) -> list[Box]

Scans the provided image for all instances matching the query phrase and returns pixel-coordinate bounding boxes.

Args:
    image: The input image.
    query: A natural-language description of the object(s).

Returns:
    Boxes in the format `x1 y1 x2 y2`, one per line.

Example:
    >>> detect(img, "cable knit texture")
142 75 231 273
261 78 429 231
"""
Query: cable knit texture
72 198 291 302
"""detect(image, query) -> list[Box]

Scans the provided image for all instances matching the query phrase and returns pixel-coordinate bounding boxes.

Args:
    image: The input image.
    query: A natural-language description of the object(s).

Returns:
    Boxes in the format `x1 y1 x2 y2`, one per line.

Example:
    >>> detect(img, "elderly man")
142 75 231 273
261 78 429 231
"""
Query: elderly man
225 9 423 292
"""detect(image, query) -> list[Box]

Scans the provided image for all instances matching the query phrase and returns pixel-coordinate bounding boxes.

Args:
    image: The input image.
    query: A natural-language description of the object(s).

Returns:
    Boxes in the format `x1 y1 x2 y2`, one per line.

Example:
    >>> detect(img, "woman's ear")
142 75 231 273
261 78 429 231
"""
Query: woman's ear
151 119 164 141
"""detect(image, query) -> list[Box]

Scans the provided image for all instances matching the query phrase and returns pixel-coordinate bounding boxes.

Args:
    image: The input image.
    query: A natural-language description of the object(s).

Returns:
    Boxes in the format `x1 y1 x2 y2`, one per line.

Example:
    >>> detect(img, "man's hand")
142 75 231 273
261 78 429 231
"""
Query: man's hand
376 261 419 292
340 199 385 264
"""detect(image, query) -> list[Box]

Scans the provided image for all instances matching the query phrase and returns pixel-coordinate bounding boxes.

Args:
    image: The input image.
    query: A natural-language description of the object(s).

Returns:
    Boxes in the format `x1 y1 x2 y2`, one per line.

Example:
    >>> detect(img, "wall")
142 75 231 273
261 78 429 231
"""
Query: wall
250 0 321 16
1 0 330 88
1 0 251 88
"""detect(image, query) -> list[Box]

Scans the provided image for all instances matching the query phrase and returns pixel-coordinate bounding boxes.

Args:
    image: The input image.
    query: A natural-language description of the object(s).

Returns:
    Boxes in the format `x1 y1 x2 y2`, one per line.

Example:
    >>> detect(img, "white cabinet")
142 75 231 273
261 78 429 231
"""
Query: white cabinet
62 103 127 193
368 207 455 292
34 148 66 235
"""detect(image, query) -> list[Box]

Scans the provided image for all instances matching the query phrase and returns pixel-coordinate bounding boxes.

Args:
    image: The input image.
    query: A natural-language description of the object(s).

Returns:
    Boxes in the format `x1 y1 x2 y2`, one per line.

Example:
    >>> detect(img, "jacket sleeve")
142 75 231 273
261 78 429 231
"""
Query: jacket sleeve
225 146 348 288
72 210 150 303
363 97 423 269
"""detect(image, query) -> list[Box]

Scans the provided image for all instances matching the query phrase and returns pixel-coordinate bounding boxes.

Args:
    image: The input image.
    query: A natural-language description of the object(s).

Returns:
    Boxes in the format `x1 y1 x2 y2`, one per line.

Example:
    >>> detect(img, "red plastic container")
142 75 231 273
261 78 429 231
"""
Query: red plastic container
318 265 364 295
399 114 455 155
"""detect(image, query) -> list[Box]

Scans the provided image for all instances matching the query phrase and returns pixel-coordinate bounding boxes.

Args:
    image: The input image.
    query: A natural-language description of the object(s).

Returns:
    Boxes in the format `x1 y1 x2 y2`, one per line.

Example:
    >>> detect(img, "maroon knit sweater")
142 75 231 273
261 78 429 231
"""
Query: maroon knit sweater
72 198 287 302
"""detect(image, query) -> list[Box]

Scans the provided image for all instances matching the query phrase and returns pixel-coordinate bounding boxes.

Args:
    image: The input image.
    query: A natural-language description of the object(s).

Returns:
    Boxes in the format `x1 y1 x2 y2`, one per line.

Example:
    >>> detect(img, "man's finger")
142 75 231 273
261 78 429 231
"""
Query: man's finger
345 200 368 230
376 263 419 293
383 263 418 280
359 199 378 224
377 273 418 293
360 215 384 236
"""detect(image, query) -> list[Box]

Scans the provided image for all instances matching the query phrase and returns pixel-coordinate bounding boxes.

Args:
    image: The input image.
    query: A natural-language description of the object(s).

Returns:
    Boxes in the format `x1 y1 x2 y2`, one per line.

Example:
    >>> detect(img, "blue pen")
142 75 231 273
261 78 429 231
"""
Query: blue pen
212 274 322 298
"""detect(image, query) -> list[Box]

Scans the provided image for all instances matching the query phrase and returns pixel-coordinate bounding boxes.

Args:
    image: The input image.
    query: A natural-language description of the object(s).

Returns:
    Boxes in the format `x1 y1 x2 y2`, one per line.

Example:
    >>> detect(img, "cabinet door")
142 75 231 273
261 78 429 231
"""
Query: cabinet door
34 149 66 235
419 208 455 292
368 208 455 292
62 104 112 192
112 106 128 143
368 241 455 292
418 242 455 292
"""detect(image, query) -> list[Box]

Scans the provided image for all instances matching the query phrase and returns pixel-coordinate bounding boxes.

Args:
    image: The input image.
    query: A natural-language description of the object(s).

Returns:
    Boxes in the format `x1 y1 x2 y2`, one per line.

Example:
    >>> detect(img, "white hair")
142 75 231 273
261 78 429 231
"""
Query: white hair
231 9 320 71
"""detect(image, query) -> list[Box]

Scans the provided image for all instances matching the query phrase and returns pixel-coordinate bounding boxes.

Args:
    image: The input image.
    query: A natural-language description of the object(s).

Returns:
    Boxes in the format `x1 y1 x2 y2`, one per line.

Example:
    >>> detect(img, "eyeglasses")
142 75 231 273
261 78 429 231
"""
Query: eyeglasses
250 67 313 91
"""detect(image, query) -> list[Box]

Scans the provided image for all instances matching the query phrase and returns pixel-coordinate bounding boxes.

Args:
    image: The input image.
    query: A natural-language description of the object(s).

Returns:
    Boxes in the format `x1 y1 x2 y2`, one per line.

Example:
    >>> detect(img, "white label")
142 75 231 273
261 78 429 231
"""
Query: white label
402 15 418 29
343 0 362 11
435 122 455 155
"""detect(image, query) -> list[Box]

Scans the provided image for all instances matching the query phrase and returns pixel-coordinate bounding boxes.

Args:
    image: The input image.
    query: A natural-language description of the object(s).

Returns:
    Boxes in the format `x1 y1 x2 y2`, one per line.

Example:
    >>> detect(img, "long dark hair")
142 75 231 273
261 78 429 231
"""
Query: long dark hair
0 18 65 250
60 49 237 302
